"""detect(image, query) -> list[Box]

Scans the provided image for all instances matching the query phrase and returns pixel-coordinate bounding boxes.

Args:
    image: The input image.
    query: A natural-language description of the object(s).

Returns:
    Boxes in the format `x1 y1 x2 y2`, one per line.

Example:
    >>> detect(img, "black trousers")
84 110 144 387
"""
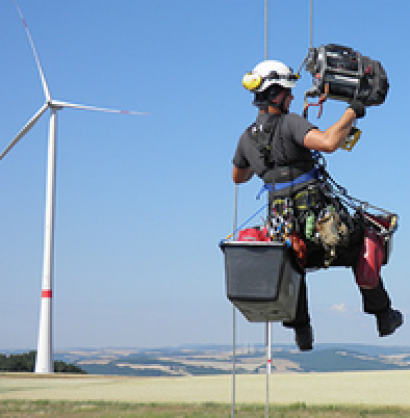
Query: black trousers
282 239 392 330
283 274 391 329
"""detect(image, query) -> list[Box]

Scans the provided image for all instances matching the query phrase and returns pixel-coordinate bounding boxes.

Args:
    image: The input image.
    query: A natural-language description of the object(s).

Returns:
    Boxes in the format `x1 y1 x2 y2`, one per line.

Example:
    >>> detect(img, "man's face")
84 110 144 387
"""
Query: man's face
283 92 294 112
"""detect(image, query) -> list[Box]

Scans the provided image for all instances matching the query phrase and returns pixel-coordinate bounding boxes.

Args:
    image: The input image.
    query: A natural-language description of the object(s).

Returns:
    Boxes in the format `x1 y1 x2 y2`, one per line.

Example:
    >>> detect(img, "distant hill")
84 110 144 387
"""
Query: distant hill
42 344 410 377
271 348 410 373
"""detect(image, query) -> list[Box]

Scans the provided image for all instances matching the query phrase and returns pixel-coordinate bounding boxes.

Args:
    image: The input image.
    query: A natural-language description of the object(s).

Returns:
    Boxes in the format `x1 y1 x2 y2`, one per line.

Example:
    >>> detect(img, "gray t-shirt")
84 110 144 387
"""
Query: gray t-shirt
233 113 316 180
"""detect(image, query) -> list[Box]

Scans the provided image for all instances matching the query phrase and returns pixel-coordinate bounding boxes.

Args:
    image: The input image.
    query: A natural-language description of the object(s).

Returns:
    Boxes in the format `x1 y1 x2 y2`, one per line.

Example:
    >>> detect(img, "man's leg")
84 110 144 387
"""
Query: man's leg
358 279 390 314
358 278 403 337
282 275 313 351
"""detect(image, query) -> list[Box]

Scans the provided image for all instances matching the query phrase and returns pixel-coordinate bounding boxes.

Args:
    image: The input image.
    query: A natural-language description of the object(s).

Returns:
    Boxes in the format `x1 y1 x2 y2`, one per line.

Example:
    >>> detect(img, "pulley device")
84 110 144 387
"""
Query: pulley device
297 1 390 151
304 43 389 106
300 43 389 151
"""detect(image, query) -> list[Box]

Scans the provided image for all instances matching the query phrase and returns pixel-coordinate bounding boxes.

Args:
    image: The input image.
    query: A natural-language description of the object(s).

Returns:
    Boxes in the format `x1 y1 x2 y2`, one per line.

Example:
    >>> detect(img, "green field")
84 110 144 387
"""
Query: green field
1 371 410 416
2 400 410 417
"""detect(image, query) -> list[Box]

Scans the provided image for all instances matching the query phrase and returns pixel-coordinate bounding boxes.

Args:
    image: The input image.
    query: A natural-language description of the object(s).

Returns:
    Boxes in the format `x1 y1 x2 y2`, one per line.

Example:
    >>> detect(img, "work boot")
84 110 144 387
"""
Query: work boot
294 325 314 351
376 308 403 337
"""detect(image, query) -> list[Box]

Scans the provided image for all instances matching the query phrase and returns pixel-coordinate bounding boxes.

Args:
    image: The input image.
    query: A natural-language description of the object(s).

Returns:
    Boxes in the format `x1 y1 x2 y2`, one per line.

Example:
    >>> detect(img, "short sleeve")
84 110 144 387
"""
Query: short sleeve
283 113 317 147
232 132 250 168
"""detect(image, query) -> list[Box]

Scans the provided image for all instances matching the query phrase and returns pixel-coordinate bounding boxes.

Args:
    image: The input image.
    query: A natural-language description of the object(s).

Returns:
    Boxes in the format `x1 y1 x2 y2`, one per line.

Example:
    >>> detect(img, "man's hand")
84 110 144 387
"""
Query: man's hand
349 101 366 119
232 166 254 184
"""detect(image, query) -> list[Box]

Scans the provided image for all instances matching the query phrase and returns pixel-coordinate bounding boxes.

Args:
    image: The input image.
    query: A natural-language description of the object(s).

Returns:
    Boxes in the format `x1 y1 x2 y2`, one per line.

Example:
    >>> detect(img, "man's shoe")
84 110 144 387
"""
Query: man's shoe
377 309 403 337
295 325 314 351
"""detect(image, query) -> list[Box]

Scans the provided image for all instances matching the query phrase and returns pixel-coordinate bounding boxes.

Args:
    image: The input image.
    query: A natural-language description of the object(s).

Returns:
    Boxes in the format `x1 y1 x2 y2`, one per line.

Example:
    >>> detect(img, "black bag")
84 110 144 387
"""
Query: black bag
305 44 389 106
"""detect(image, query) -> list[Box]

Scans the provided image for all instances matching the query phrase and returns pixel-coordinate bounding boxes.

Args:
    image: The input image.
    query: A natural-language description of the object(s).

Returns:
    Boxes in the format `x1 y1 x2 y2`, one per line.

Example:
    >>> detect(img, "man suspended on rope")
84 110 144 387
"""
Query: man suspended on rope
232 59 403 351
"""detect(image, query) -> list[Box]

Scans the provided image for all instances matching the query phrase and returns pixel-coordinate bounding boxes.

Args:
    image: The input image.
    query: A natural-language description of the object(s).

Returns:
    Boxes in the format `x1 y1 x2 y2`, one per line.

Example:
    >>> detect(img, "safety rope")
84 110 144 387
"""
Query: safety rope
231 185 238 418
264 5 272 418
310 0 314 49
221 200 269 244
313 152 399 237
264 0 269 60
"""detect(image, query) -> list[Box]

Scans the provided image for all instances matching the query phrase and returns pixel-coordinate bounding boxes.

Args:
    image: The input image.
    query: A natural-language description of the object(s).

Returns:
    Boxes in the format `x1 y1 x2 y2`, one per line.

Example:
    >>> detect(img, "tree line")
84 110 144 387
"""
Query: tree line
0 351 86 373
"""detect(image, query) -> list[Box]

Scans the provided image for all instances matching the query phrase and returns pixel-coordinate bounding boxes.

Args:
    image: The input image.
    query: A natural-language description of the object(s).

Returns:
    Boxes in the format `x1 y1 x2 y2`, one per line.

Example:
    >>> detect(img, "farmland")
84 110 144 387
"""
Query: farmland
2 345 410 416
56 344 410 376
1 370 410 406
2 370 410 417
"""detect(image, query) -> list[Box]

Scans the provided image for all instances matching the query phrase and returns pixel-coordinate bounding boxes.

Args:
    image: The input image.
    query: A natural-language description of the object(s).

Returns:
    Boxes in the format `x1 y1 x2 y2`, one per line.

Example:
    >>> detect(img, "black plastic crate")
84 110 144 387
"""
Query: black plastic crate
220 241 303 322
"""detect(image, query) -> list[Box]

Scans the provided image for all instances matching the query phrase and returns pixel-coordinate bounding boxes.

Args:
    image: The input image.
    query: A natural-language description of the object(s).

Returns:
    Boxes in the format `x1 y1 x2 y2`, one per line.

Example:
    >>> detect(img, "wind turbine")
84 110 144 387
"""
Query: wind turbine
1 1 147 373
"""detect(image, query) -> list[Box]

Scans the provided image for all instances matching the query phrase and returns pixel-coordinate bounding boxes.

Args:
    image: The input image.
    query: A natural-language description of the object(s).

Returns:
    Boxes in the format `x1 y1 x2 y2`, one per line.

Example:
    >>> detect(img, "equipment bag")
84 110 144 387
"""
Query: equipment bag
305 44 389 106
237 226 270 242
355 228 385 289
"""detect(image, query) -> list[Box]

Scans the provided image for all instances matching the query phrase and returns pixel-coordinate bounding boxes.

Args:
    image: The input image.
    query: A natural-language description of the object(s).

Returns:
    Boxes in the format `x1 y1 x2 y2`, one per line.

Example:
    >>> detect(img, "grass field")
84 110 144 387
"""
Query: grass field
1 371 410 416
2 400 410 417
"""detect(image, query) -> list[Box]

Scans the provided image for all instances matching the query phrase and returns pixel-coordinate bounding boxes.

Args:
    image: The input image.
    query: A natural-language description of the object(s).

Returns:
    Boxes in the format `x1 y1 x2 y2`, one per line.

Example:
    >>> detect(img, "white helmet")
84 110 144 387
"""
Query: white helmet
242 60 298 92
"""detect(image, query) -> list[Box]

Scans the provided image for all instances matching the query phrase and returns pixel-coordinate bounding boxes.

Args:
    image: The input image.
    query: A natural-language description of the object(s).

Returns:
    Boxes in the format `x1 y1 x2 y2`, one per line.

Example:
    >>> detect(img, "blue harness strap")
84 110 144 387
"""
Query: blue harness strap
274 168 319 191
256 168 319 199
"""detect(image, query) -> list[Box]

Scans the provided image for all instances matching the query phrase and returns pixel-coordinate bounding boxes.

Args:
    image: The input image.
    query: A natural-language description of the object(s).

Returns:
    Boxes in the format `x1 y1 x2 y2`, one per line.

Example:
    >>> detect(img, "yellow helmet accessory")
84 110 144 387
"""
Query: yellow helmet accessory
242 72 263 91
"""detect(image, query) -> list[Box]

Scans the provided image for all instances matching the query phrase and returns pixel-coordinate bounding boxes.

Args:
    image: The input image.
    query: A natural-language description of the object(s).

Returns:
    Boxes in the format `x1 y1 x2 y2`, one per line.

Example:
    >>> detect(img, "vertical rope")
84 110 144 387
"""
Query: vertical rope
233 185 238 240
265 323 270 417
310 0 314 48
264 0 269 60
231 305 236 418
231 185 238 418
264 2 271 417
267 323 272 375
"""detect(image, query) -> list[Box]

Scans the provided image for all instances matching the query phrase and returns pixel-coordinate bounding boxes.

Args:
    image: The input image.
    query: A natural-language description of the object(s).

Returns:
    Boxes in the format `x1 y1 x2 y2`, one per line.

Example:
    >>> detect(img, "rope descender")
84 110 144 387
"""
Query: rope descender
303 83 329 119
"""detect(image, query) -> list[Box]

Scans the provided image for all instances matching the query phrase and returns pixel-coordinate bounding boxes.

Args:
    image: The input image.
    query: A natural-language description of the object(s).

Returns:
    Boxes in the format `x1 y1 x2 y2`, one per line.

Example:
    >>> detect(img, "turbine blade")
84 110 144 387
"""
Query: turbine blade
0 103 49 160
52 100 150 116
12 0 52 102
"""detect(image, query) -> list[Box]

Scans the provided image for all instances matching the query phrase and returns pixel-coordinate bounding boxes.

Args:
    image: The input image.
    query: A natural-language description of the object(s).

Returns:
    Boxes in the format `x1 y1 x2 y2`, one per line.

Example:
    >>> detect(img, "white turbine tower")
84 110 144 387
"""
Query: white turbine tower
1 1 147 373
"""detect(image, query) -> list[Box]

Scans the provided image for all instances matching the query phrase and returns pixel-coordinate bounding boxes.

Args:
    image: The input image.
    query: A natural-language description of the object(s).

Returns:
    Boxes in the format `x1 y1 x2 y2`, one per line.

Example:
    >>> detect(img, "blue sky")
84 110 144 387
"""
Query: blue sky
0 0 409 351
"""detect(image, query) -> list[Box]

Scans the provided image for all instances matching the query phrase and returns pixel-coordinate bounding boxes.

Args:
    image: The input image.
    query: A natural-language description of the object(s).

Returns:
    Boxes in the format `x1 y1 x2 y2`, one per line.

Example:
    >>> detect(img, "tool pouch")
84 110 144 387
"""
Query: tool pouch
355 228 384 289
316 211 349 249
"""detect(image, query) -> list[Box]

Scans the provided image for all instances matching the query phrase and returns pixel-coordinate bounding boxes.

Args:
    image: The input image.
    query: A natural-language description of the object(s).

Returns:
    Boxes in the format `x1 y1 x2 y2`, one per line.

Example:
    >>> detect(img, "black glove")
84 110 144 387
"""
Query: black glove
349 101 366 119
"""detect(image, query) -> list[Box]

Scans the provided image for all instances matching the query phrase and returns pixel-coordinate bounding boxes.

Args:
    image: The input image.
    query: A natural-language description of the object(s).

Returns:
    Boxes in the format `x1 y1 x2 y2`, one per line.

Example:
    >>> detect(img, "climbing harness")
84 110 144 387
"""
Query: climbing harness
222 149 398 269
247 116 284 171
271 167 319 192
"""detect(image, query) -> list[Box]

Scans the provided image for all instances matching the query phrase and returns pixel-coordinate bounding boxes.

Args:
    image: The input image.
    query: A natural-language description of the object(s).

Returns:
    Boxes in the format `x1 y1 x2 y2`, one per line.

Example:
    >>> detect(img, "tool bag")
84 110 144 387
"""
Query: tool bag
305 44 389 106
355 227 385 289
237 226 270 242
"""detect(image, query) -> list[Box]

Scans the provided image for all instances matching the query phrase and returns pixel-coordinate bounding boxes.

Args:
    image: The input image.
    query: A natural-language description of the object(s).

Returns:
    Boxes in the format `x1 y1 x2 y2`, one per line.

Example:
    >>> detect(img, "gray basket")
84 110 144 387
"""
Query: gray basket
220 241 303 323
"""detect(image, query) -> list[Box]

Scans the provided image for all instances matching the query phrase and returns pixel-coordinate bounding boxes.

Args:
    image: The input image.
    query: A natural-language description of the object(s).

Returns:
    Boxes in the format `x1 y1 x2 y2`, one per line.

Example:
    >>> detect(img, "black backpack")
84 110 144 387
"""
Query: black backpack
305 44 389 106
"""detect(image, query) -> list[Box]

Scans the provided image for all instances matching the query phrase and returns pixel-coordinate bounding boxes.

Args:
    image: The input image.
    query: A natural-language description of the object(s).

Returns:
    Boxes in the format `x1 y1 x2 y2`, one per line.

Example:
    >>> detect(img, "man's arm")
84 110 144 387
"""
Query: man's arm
232 165 254 184
304 105 363 153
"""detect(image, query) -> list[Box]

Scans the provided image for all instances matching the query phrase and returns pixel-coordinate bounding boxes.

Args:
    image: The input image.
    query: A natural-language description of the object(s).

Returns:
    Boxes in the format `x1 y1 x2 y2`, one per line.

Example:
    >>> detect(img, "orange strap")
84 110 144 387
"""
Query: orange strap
303 84 329 119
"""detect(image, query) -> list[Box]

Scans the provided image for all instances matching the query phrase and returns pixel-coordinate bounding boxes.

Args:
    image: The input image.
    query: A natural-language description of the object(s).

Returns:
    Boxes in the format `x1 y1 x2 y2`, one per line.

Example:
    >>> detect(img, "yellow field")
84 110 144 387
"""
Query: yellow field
1 370 410 407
